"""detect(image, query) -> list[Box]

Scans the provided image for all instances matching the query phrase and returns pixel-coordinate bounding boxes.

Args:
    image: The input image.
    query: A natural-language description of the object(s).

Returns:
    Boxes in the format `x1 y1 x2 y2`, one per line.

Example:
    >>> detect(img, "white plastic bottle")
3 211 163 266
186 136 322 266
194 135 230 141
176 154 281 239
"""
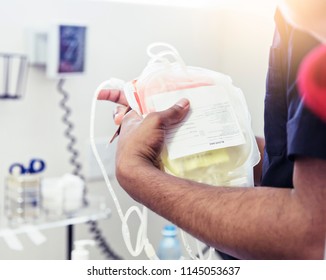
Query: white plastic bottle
157 225 182 260
71 239 95 260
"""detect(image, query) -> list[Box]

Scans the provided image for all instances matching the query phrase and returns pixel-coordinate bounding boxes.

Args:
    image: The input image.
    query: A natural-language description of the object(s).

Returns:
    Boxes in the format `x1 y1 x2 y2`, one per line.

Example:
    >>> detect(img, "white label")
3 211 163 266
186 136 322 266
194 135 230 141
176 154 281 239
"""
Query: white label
150 85 245 159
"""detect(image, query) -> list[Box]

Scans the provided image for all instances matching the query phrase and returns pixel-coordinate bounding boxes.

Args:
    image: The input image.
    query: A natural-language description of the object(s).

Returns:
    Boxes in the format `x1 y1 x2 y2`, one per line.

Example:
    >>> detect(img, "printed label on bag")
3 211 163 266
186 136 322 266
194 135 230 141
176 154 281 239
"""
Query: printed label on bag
150 85 245 159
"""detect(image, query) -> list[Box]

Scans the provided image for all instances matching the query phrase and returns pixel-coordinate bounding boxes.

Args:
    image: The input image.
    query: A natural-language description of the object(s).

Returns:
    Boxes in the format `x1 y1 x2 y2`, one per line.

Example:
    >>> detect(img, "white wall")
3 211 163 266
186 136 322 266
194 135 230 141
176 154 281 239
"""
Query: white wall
0 0 275 259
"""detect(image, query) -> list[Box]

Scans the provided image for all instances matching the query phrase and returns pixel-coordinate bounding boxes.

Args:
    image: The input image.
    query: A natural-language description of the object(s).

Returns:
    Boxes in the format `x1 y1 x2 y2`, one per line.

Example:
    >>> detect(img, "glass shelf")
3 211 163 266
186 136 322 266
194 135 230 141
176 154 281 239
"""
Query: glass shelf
0 196 111 237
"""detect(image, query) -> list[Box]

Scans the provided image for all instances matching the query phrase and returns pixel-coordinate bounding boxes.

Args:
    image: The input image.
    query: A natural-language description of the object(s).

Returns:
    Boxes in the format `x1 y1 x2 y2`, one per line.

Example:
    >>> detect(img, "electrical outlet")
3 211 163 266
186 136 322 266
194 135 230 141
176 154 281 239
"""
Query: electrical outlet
85 137 116 181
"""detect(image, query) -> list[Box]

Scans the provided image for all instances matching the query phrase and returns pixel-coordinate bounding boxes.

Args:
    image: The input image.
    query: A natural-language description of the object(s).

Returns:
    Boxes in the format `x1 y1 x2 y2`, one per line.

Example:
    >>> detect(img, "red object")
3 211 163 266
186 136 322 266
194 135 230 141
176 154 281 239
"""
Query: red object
297 45 326 122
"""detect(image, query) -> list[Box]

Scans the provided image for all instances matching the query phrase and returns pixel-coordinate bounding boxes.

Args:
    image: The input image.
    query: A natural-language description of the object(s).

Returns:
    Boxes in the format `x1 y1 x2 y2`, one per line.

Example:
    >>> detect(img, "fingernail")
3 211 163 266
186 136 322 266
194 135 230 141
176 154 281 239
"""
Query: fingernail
176 98 190 108
113 107 118 117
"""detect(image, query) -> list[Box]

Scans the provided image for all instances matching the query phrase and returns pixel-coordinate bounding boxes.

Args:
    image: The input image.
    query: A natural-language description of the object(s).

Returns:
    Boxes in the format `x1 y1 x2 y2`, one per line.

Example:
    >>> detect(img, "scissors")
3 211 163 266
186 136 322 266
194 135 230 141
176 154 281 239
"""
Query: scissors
9 158 46 175
109 105 132 143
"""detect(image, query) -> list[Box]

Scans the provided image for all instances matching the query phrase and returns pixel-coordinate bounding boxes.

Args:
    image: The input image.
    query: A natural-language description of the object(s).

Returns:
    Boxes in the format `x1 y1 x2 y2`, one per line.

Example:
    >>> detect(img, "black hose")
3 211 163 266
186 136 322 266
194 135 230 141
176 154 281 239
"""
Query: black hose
57 79 86 185
57 78 123 260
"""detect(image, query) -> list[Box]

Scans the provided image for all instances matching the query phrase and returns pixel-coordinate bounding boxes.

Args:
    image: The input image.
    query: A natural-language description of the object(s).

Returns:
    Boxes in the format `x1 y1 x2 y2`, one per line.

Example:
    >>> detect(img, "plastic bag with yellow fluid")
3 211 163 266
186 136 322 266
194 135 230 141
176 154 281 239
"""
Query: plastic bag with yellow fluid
124 43 260 187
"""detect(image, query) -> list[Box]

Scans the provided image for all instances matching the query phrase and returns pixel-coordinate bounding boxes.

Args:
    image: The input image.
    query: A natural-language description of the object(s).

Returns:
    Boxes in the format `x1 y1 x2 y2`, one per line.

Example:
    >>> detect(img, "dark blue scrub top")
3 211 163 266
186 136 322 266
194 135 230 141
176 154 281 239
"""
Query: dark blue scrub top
261 9 326 188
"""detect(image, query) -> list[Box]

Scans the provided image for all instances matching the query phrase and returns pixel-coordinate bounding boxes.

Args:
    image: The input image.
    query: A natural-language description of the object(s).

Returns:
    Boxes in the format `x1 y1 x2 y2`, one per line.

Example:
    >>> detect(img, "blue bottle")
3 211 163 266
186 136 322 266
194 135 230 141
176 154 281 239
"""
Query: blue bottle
157 224 182 260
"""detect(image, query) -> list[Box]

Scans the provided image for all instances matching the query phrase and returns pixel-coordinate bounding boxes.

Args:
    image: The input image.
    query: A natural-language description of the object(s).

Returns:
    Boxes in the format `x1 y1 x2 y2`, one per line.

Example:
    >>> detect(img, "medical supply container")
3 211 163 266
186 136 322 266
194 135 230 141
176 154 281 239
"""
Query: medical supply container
157 224 182 260
71 239 95 260
5 174 42 223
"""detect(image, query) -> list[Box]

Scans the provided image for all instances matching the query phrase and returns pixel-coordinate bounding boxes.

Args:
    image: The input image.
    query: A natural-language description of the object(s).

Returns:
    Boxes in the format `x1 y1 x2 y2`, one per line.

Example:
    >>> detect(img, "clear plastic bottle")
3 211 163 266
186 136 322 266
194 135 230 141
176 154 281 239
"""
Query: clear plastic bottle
157 224 182 260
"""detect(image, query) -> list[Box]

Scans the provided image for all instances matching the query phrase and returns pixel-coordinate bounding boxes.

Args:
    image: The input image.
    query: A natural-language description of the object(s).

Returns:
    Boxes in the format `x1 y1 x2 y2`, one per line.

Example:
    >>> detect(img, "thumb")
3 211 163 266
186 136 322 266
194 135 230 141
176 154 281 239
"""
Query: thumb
160 98 190 127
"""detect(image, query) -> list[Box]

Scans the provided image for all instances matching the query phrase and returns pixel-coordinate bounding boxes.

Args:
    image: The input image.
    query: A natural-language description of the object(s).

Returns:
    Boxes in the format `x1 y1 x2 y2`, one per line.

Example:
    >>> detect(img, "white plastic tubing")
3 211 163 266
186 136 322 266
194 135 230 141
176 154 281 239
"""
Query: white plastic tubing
90 78 159 260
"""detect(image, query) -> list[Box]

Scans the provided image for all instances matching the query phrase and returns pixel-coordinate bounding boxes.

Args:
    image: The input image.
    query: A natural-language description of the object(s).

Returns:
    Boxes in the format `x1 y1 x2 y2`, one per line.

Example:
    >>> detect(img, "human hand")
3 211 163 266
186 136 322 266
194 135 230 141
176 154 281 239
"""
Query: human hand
115 98 190 190
97 88 129 125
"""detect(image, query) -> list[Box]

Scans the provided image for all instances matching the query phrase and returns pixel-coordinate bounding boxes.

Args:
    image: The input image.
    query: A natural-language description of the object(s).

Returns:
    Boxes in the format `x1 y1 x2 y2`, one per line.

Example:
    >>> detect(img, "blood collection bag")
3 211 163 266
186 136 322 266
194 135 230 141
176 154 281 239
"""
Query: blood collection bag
124 43 260 187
